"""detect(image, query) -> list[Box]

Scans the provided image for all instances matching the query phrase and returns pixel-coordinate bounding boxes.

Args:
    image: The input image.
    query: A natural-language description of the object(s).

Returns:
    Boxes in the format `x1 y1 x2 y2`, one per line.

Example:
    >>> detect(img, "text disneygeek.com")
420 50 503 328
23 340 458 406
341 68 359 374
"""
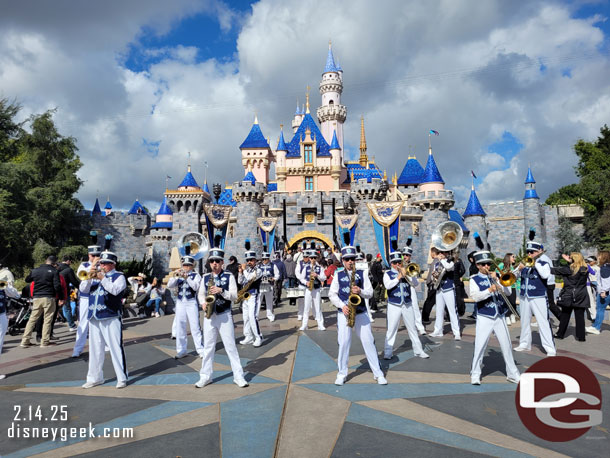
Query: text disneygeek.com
8 423 134 442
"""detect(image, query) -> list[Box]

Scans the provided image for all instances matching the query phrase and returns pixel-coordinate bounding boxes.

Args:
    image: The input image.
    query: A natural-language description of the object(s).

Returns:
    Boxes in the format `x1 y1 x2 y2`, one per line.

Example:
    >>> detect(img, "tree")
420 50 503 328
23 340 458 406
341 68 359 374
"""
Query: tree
555 217 584 255
545 125 610 249
0 99 87 272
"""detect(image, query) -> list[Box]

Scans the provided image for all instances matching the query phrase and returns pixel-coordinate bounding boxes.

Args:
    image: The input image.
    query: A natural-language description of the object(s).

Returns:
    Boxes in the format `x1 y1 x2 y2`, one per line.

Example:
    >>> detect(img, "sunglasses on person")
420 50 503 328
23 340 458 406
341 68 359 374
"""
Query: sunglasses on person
210 260 221 264
526 250 535 254
480 262 492 267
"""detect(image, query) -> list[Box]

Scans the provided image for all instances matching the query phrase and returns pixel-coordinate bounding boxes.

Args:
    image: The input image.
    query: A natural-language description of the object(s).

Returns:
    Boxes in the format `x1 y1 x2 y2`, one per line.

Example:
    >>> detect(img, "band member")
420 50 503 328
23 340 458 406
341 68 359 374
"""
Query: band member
402 239 426 335
238 241 263 347
298 247 327 331
195 248 248 388
356 248 374 322
258 249 279 322
329 245 387 386
421 247 439 324
80 236 128 389
72 232 102 358
429 250 461 340
167 247 204 359
0 280 20 380
383 251 429 360
514 234 556 356
469 248 520 385
295 242 309 322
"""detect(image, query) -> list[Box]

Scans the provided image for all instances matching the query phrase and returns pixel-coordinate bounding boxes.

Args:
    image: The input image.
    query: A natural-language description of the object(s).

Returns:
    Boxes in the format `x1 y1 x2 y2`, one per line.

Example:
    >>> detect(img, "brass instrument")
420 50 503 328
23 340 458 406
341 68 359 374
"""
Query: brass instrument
205 274 216 319
430 221 463 290
307 259 316 291
347 264 361 328
0 280 6 290
521 256 535 268
236 267 258 303
499 270 517 287
177 232 209 261
405 263 420 277
488 273 520 320
77 270 89 281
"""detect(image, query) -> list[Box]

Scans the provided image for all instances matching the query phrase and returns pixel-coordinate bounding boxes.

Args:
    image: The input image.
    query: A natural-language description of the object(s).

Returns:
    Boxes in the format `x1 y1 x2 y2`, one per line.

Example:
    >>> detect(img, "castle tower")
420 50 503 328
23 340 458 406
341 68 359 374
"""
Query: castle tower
291 102 304 133
104 197 112 216
411 146 454 262
91 198 102 216
523 165 542 239
239 115 273 185
330 129 341 190
227 175 266 260
397 155 424 198
317 42 347 153
149 196 173 276
165 164 210 240
358 116 369 167
462 181 487 254
275 126 288 192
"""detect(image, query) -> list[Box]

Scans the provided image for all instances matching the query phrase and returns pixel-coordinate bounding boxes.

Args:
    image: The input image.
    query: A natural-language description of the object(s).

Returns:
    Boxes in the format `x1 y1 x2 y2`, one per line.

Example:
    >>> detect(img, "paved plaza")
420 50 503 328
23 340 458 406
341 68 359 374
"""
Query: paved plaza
1 301 609 457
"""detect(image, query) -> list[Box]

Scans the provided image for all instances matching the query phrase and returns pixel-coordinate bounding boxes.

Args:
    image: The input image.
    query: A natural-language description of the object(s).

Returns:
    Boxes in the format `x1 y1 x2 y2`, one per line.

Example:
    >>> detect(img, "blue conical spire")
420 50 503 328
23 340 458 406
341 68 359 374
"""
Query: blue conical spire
324 41 341 73
157 196 172 215
397 156 424 185
178 165 200 188
277 129 288 151
202 181 210 194
525 166 536 184
243 170 256 184
240 115 270 149
128 199 147 215
463 185 486 217
420 147 445 184
91 198 101 215
104 198 112 210
330 130 340 150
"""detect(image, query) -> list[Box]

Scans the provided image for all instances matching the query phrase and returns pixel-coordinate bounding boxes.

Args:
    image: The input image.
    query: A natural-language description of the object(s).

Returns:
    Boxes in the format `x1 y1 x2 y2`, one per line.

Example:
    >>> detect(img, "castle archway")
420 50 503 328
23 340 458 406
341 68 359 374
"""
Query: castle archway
288 230 335 250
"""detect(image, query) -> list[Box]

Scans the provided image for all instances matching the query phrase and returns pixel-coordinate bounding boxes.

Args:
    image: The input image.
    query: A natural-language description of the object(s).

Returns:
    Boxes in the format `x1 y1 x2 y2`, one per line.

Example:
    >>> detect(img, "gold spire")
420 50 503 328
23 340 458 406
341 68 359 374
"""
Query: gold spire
359 115 368 167
305 86 310 114
393 172 397 185
383 169 387 180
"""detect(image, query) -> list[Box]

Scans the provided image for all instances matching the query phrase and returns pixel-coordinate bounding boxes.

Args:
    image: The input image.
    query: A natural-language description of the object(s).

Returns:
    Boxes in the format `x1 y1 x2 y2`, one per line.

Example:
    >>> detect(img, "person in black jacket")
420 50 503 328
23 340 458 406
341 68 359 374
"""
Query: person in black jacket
453 256 466 316
57 256 80 331
21 256 63 347
552 252 589 342
370 254 385 311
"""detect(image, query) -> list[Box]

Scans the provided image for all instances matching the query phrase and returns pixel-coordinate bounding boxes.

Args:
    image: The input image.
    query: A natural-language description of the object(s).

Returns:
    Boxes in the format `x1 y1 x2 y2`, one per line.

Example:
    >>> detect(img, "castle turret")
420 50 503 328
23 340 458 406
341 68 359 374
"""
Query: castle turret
227 177 266 259
358 116 369 167
127 198 150 235
275 126 288 191
239 115 273 185
462 181 487 254
397 155 424 198
317 41 347 153
149 196 173 276
291 102 303 133
91 198 101 216
330 129 341 190
523 165 542 239
104 197 112 216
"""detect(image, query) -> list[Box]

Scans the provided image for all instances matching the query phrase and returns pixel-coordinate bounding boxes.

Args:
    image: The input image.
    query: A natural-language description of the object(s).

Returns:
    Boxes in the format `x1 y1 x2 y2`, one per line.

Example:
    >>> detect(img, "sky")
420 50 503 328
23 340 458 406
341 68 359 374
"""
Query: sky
1 0 609 213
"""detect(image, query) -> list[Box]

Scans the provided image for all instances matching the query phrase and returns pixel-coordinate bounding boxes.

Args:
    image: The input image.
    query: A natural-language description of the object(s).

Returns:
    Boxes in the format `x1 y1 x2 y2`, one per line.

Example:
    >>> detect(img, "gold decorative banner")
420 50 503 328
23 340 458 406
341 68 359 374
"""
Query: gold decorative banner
203 204 232 228
366 201 404 227
257 217 278 233
335 214 359 230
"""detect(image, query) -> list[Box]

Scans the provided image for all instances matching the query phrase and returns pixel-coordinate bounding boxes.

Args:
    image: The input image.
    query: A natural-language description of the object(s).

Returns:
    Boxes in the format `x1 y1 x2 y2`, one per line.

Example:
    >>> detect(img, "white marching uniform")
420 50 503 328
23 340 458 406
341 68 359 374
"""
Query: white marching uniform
431 259 461 339
295 261 310 321
198 271 246 383
356 261 374 321
257 262 279 321
383 269 425 358
406 275 426 334
168 272 204 357
329 268 384 381
469 273 520 383
297 262 327 330
80 270 128 384
239 266 263 342
516 259 556 356
73 261 93 357
1 285 20 367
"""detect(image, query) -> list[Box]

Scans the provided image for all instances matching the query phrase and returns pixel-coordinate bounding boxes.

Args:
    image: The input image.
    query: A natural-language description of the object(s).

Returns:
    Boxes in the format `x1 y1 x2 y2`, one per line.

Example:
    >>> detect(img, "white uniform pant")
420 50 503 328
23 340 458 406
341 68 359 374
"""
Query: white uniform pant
73 297 90 355
87 317 127 384
384 302 424 358
471 315 520 381
200 311 245 381
364 298 373 319
175 300 204 355
337 312 383 379
297 295 314 320
518 296 556 355
242 295 262 340
257 287 275 320
0 313 7 360
410 286 426 333
303 288 324 328
433 289 460 337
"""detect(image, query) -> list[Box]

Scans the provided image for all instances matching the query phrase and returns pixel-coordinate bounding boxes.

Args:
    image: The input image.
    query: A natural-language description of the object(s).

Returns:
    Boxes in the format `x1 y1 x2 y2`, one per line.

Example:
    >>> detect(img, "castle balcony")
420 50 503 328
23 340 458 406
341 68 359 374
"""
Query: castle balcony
316 104 347 123
231 180 266 202
411 189 455 210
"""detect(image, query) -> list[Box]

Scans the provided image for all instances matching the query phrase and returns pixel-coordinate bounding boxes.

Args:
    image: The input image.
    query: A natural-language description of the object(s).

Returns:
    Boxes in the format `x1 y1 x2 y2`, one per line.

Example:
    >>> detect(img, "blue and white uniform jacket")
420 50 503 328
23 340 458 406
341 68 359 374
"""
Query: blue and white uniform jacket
168 272 201 303
434 259 455 292
329 268 373 315
520 259 550 299
469 273 510 319
384 269 412 306
0 285 19 315
297 262 327 290
80 270 126 320
259 263 280 286
198 271 237 315
238 266 262 298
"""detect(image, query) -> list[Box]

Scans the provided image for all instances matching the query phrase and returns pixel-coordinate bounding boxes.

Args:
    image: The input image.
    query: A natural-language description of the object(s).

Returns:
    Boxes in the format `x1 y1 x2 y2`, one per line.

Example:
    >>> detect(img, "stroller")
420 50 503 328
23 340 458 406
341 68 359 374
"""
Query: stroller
8 296 32 336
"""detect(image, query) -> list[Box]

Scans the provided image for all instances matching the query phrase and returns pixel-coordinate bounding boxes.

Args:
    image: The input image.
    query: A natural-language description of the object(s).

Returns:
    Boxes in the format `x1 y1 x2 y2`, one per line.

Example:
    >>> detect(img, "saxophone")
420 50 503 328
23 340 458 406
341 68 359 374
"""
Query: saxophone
347 264 361 328
236 267 258 304
307 260 316 291
204 274 215 319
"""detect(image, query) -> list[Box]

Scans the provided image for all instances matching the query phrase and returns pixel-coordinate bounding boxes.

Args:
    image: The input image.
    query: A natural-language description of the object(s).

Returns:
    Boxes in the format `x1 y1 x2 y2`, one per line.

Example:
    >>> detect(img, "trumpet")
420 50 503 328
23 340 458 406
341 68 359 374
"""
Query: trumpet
170 269 187 278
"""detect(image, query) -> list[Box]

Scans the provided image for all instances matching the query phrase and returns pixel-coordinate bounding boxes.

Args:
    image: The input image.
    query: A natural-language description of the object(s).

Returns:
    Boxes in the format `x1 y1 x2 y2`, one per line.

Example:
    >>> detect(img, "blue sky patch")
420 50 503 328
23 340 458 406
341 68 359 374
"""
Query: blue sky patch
561 67 572 78
487 131 523 163
142 138 161 157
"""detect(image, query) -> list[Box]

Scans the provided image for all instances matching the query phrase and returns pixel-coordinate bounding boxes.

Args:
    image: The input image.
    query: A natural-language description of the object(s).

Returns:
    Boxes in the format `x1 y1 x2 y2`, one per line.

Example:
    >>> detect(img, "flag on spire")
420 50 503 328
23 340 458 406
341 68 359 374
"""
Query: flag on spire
429 130 440 136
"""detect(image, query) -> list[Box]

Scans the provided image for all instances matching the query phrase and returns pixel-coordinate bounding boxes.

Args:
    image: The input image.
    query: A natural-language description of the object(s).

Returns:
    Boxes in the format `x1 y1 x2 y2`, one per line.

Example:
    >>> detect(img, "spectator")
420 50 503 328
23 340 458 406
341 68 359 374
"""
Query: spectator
21 256 63 347
0 263 15 287
552 253 589 342
284 253 297 305
146 278 165 317
293 246 304 265
226 256 240 284
128 273 152 315
453 254 466 317
57 255 80 331
370 254 385 311
586 256 599 322
324 258 338 287
273 253 287 307
587 251 610 335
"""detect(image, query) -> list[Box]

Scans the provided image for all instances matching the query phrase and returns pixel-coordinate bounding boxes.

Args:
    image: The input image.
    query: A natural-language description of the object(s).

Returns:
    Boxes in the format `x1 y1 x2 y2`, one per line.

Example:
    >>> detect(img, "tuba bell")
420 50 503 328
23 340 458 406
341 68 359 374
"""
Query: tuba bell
431 221 464 252
177 232 209 261
77 270 89 281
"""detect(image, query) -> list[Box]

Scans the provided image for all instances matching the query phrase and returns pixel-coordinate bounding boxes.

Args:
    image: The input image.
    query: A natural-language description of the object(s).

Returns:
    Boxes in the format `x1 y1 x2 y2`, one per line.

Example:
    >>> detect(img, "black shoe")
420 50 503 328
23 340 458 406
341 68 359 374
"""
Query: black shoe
553 334 564 340
422 320 431 325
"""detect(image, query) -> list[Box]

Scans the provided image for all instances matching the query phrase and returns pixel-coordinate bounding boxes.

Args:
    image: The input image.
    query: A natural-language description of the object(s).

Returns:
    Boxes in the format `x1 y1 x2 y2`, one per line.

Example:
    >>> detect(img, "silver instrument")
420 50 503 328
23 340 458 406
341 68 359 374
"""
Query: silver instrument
430 221 463 290
177 232 209 261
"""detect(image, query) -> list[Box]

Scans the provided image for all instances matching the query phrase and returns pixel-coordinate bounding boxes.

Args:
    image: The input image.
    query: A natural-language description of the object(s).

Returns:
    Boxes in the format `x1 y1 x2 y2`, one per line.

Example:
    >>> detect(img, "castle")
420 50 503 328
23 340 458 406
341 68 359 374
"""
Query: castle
89 44 562 277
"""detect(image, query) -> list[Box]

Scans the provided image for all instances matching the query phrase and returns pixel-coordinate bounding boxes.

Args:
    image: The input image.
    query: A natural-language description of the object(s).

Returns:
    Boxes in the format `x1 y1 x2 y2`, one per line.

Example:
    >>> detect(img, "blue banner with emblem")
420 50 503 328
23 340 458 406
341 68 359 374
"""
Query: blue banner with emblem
257 217 278 252
366 202 403 268
335 214 358 247
203 204 232 249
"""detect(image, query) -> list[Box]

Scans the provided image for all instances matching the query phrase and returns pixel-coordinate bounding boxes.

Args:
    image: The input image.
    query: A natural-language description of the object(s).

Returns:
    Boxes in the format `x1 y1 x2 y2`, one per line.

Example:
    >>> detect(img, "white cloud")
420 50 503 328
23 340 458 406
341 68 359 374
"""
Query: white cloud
0 0 608 211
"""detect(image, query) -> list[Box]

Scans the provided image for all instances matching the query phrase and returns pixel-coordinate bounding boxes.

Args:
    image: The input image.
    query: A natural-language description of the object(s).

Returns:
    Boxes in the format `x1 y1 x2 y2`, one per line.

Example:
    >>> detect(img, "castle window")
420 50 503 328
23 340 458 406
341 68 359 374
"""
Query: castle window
304 144 313 165
329 100 334 105
305 176 314 191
